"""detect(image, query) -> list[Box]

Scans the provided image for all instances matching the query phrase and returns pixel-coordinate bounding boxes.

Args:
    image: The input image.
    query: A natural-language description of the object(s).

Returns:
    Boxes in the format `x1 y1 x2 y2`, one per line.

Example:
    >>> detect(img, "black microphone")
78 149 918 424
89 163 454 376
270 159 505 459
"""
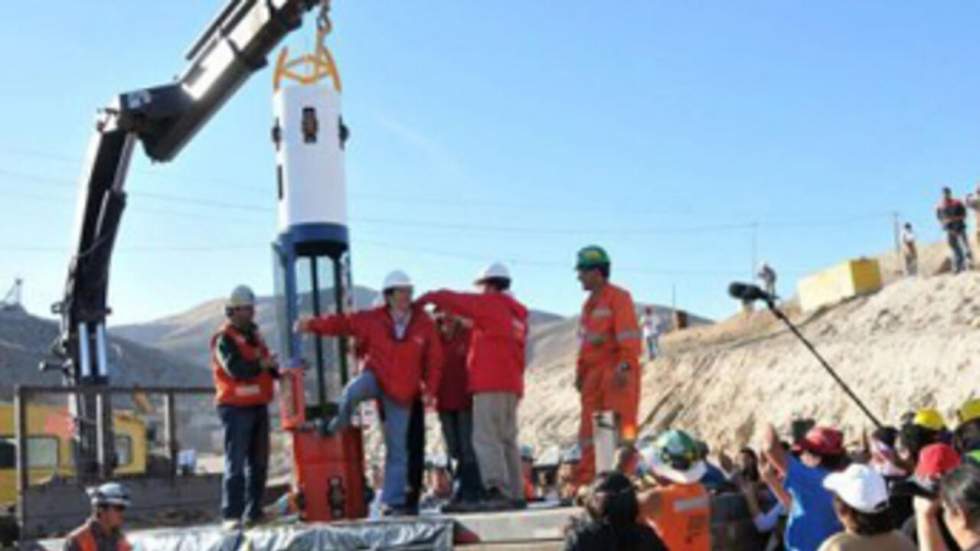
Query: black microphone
728 282 773 303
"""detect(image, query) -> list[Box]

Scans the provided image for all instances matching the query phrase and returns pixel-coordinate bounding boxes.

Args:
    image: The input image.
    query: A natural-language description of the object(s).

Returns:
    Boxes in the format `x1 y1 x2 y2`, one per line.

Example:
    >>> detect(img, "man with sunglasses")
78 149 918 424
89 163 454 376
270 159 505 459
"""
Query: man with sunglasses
64 482 132 551
210 285 279 530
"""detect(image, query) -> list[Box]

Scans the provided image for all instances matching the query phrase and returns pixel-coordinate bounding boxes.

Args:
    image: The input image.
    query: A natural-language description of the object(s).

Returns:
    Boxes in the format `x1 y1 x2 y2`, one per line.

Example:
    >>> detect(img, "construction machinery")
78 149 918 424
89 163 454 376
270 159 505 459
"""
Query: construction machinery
12 0 359 540
1 278 22 311
45 0 328 484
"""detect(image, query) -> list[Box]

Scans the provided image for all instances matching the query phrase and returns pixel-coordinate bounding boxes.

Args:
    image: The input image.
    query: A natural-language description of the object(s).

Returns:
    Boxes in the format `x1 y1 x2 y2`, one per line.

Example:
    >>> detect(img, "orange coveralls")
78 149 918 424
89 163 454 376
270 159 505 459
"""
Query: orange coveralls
575 282 642 485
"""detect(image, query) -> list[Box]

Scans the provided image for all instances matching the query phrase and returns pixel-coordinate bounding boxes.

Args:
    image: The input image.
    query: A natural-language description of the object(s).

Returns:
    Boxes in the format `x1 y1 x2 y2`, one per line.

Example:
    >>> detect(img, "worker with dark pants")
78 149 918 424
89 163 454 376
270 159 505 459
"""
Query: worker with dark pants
417 262 529 511
64 482 132 551
210 285 279 531
434 311 482 510
405 398 426 514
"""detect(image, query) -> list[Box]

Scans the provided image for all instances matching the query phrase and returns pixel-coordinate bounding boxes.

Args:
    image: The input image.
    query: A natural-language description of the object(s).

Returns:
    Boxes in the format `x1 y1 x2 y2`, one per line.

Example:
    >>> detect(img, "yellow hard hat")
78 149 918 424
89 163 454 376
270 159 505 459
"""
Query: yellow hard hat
959 399 980 425
913 408 946 432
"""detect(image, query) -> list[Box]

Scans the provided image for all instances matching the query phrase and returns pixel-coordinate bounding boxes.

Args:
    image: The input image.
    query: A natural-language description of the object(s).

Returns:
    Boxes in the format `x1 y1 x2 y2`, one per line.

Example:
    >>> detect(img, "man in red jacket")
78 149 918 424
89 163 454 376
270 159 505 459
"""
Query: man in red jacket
433 310 482 510
417 262 529 511
295 270 443 516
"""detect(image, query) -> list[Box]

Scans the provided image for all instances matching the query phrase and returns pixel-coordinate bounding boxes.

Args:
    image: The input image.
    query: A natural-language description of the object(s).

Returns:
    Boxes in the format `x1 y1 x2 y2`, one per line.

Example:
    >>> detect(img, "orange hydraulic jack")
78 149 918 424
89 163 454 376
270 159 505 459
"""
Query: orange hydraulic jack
280 366 366 521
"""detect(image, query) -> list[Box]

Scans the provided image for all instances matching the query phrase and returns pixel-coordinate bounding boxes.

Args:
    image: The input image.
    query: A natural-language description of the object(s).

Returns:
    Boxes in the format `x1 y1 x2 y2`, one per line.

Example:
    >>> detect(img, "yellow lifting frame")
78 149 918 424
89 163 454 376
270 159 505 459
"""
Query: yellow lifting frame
273 24 342 93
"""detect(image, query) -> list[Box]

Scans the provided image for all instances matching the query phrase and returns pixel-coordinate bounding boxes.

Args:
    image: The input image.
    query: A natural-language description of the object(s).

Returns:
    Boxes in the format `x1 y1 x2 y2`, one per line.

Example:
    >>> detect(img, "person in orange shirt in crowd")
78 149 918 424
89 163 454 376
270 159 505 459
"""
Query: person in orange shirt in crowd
521 444 537 501
573 245 643 487
63 483 132 551
637 429 712 551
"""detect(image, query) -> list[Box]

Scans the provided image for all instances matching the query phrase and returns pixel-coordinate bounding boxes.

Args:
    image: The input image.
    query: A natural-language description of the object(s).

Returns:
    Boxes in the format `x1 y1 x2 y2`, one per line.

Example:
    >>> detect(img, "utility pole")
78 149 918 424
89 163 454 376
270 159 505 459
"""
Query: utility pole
892 211 901 258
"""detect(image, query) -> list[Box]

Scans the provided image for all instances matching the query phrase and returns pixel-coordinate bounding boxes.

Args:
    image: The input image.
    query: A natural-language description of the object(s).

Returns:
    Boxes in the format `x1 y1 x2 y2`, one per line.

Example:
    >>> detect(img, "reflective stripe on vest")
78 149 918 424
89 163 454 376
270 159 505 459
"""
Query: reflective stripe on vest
68 525 131 551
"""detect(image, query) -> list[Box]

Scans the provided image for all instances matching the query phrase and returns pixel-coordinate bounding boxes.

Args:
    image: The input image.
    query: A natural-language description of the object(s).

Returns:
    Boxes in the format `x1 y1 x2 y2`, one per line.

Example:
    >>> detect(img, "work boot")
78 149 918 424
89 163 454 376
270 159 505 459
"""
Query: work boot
244 514 267 529
441 497 481 514
381 504 415 517
474 489 511 512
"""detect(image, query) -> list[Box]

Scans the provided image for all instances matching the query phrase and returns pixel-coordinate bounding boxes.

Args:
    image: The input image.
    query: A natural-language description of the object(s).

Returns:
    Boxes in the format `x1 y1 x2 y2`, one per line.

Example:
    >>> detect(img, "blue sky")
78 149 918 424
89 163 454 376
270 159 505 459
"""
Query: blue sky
1 1 978 325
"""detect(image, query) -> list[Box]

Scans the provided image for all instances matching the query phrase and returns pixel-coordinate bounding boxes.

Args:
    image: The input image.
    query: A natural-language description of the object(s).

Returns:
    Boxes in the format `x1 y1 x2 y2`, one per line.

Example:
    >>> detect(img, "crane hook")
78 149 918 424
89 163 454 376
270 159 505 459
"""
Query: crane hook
316 0 333 35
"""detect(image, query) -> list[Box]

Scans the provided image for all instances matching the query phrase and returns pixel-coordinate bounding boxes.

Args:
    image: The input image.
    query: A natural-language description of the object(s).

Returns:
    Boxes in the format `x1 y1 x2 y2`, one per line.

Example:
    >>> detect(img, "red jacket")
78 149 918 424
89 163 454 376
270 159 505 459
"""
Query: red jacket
436 325 472 412
307 306 443 407
419 291 528 396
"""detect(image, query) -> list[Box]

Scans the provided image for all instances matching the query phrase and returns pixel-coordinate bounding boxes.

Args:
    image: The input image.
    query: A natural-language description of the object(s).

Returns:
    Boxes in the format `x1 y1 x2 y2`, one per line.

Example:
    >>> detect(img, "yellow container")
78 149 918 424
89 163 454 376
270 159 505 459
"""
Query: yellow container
0 402 147 506
798 258 882 312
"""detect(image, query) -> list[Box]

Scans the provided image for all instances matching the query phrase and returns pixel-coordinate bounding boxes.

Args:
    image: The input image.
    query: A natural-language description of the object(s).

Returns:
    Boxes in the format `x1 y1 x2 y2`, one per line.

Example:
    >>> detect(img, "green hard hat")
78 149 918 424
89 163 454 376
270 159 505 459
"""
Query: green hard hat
575 245 611 270
655 429 699 463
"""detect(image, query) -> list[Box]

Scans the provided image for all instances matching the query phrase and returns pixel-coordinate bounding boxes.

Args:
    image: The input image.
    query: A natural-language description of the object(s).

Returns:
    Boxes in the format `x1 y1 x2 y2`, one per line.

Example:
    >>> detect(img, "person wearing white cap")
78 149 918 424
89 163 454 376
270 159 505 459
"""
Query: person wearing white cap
818 464 915 551
417 262 529 512
64 482 132 551
296 270 444 516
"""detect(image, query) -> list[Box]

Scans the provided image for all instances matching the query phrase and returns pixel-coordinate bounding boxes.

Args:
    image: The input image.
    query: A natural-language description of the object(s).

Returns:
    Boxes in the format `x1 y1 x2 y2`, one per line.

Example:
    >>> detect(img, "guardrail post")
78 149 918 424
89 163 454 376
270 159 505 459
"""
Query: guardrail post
164 392 178 477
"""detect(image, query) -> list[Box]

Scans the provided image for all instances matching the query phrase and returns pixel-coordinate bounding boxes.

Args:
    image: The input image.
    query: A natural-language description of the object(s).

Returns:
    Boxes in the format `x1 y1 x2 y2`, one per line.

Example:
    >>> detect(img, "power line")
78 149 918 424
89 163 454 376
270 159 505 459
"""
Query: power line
0 168 900 237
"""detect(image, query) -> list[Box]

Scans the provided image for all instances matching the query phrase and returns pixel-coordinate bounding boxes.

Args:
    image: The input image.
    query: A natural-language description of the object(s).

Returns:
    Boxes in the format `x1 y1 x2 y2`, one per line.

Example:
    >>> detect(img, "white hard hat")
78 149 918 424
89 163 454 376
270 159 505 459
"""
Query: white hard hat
87 482 131 509
823 463 889 514
382 270 413 292
227 285 256 308
475 261 511 283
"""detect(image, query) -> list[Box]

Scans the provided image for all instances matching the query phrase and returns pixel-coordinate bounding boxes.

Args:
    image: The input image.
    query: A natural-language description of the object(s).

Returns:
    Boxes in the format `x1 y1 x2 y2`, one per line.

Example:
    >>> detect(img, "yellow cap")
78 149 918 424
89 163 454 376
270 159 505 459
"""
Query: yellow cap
959 399 980 425
914 408 946 431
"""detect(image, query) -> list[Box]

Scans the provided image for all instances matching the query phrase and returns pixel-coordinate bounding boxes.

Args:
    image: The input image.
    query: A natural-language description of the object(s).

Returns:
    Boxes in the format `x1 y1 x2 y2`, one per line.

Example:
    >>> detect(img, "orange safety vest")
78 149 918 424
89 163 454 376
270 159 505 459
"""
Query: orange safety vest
210 323 275 407
644 482 712 551
66 521 132 551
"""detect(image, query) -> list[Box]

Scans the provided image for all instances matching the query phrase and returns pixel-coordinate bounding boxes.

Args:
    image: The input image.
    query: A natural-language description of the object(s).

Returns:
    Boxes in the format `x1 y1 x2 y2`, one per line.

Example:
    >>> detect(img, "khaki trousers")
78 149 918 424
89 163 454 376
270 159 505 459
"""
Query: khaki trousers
472 392 523 500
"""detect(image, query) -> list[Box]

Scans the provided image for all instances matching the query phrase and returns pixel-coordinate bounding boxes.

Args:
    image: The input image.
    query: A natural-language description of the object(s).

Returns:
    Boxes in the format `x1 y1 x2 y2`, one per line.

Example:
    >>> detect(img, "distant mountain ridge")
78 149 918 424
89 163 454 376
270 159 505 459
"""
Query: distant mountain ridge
0 306 208 401
113 287 567 369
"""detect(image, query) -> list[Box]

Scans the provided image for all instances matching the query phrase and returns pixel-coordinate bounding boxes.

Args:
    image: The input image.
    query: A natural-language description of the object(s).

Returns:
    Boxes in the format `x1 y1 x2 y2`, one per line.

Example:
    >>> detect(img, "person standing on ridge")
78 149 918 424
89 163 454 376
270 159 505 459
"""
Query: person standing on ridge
757 261 778 298
901 223 918 277
936 186 974 273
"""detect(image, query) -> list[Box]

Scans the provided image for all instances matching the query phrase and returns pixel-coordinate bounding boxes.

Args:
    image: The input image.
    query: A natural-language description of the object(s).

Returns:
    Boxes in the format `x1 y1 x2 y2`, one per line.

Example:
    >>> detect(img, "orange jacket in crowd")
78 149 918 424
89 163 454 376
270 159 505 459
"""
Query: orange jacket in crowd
210 322 276 407
640 482 712 551
417 291 529 396
306 305 443 407
64 519 132 551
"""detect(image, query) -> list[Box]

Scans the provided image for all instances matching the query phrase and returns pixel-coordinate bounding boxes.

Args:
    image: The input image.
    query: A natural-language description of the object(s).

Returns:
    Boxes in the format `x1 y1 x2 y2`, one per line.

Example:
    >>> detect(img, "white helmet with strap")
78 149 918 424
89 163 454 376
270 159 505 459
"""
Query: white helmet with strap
87 482 131 508
475 261 511 283
227 285 256 308
382 270 414 292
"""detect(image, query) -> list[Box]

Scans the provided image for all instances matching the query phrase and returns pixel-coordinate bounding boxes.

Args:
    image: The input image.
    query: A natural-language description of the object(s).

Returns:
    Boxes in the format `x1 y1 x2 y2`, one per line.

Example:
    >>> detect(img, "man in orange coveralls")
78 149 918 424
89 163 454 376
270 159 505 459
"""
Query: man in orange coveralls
574 245 643 486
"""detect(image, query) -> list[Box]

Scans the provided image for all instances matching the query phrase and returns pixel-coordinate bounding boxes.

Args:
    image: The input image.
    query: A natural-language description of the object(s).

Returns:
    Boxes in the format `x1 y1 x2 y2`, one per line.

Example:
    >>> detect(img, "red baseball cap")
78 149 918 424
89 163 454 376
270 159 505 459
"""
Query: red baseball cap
794 427 845 456
915 443 961 480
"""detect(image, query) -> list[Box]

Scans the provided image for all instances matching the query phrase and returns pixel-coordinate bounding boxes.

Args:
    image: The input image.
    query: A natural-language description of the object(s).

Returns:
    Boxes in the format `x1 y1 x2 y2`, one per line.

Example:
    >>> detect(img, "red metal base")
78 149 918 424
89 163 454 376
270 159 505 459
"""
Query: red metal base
279 367 366 522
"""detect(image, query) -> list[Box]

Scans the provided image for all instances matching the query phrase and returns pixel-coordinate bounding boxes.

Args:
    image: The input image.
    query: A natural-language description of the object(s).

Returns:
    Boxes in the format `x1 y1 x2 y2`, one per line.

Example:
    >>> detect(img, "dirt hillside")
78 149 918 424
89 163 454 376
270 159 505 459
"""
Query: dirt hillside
514 237 980 460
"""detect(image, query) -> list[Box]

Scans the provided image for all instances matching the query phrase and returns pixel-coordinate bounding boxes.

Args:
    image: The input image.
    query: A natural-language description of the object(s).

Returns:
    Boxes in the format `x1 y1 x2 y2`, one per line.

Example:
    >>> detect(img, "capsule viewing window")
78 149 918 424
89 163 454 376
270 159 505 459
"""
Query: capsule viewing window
302 107 319 144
